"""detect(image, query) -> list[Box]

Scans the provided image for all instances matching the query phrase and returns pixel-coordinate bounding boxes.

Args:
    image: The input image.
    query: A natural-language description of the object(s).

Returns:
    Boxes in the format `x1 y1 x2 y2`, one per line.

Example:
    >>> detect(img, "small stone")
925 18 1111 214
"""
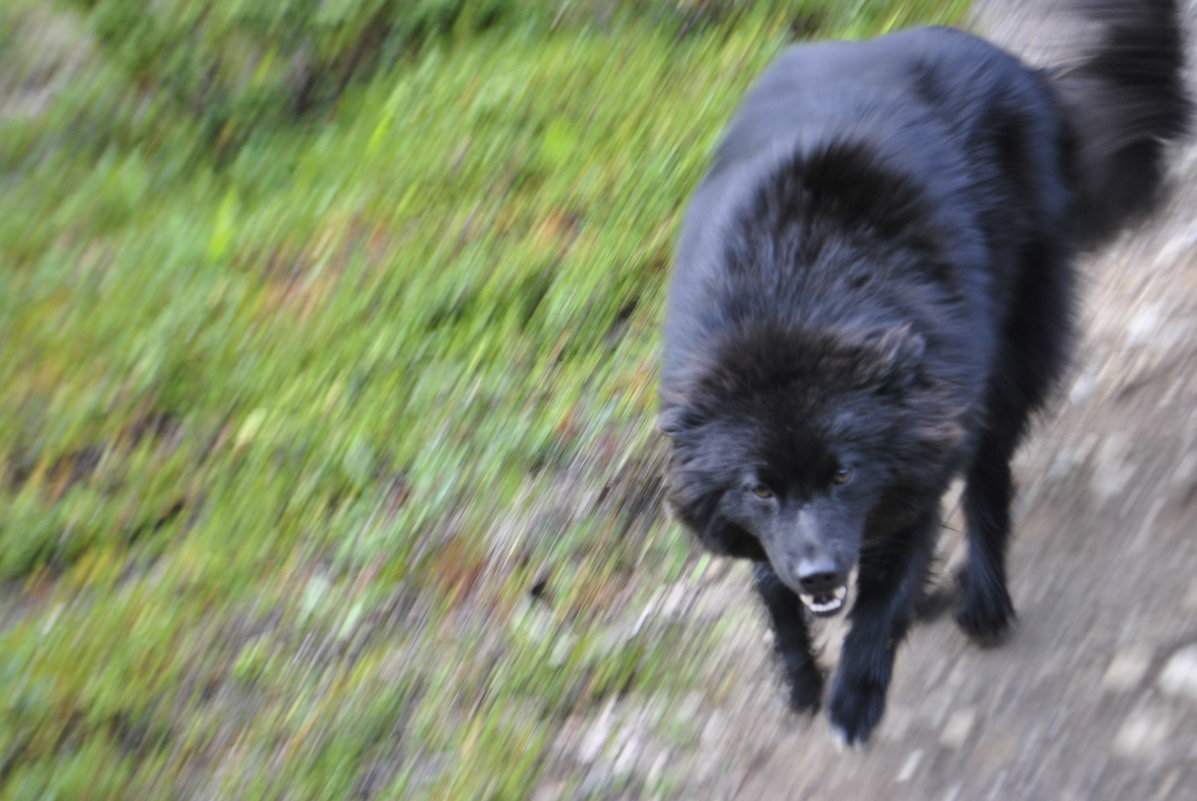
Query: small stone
532 782 568 801
1158 644 1197 701
1152 768 1183 801
701 710 728 746
974 731 1019 768
579 701 616 763
660 582 689 618
613 733 642 775
1126 302 1163 346
1090 433 1134 499
1102 646 1154 692
1113 706 1174 757
940 708 976 749
646 752 668 785
896 749 924 783
1068 372 1098 404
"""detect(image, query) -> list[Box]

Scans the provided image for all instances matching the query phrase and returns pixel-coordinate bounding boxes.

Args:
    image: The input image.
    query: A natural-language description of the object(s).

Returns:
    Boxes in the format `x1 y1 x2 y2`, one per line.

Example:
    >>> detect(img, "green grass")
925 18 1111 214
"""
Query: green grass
1 0 967 797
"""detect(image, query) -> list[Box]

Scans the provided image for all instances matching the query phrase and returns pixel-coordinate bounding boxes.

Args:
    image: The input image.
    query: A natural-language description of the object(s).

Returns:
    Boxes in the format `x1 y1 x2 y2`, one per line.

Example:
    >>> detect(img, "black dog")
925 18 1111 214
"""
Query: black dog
660 1 1188 745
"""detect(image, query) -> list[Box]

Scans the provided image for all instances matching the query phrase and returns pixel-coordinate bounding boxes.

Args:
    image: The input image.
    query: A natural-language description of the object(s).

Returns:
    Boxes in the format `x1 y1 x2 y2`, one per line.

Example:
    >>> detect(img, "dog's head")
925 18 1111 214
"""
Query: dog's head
660 322 962 615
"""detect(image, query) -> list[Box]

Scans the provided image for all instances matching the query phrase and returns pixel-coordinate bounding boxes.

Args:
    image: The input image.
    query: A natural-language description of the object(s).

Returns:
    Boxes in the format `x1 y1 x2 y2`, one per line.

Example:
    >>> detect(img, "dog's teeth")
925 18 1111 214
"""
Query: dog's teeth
833 586 847 601
800 590 845 615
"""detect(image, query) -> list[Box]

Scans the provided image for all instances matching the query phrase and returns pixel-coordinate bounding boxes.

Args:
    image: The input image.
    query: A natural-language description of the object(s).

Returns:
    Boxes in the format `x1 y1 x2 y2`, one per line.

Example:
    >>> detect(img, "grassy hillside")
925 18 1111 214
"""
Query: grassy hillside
0 1 966 797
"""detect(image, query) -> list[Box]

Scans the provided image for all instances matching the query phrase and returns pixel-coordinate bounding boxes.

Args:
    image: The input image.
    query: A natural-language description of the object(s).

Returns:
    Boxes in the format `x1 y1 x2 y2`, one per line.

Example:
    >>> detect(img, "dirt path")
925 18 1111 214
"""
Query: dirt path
591 3 1197 798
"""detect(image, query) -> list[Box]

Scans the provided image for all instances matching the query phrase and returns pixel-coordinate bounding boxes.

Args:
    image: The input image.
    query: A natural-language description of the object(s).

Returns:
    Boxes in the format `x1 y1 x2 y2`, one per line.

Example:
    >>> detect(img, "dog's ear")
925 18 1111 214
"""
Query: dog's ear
657 401 703 438
664 461 768 561
657 406 684 438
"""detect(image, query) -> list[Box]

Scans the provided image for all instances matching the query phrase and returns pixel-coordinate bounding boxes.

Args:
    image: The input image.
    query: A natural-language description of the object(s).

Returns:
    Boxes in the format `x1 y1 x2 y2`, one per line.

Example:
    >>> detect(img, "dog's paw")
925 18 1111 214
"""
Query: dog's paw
777 653 823 715
786 670 824 716
955 568 1015 646
827 672 886 746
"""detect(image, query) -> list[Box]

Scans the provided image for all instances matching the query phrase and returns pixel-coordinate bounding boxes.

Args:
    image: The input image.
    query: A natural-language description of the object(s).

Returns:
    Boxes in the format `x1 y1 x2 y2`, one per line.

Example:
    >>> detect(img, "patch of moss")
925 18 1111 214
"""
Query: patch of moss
0 0 968 797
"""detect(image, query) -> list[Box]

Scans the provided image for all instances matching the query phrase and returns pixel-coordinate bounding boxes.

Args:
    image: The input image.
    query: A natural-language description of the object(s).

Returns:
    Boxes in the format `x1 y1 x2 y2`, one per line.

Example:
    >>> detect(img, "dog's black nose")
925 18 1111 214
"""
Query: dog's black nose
796 557 841 594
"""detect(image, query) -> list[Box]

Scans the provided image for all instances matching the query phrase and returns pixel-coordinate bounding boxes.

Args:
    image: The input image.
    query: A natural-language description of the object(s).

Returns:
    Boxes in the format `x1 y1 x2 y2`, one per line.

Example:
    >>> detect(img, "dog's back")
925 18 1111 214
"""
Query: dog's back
664 26 1070 399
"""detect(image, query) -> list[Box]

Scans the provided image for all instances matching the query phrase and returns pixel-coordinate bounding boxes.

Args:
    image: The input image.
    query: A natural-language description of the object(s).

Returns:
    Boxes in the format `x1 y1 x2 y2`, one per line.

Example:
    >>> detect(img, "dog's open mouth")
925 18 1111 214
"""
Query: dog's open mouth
800 585 848 617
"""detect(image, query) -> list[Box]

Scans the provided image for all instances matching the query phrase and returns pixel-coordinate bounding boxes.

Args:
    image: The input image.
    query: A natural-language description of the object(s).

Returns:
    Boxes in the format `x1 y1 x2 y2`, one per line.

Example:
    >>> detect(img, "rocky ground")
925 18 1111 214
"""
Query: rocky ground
547 3 1197 798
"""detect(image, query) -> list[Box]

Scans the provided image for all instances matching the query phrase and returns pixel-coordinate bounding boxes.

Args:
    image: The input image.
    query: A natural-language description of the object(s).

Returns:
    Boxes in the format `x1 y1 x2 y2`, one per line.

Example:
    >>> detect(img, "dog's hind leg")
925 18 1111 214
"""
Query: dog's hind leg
754 563 823 714
828 509 938 745
959 242 1072 645
958 430 1019 645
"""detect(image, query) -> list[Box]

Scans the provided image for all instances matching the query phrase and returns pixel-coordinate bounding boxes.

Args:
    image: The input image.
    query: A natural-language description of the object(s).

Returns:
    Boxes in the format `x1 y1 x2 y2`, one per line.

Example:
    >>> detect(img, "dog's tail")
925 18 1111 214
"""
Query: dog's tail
1046 0 1190 243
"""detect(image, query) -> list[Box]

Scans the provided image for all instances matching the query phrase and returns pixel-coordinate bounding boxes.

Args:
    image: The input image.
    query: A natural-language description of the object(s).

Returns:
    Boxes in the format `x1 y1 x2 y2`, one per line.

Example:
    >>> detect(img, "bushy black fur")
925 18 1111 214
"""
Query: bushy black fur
660 1 1189 745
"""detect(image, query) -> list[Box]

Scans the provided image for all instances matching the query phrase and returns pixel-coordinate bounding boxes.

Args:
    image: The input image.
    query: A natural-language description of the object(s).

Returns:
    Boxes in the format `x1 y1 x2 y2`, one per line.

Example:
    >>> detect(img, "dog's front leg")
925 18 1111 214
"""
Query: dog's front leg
754 562 823 713
828 510 937 745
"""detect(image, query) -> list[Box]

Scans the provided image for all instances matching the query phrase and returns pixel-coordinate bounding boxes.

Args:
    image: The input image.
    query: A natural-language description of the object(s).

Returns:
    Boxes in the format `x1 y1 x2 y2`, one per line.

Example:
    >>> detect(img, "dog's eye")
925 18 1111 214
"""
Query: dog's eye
833 466 855 485
751 484 774 499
